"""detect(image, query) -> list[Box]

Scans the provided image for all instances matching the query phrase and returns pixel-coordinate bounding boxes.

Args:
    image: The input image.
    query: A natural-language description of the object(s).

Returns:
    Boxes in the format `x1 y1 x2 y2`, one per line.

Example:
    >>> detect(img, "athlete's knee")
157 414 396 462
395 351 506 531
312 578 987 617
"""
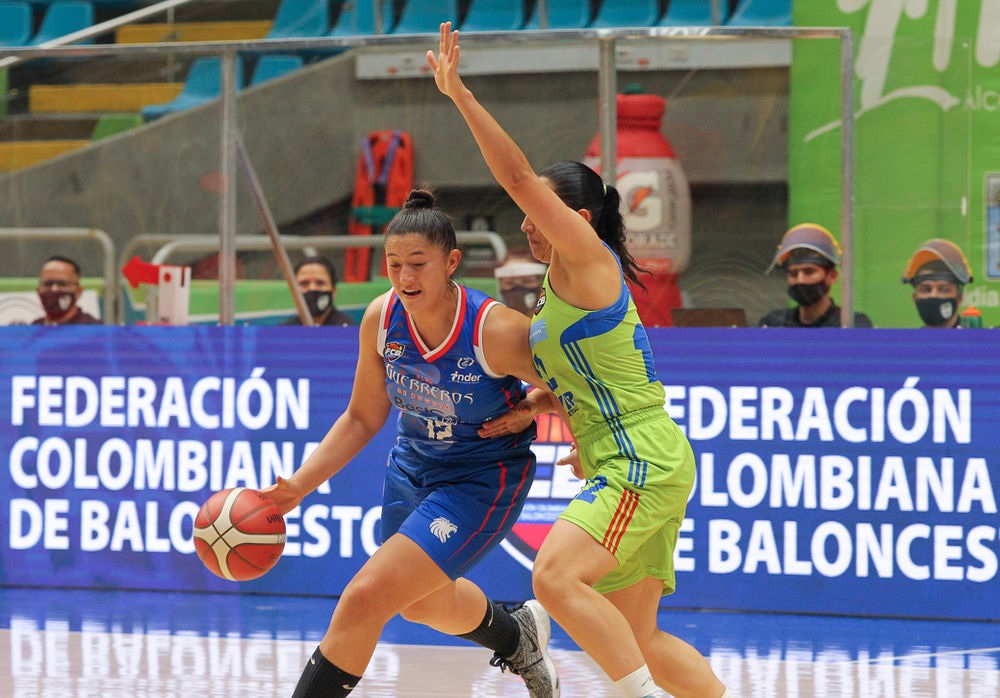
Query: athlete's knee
398 597 433 625
531 553 582 611
632 624 661 655
339 571 393 624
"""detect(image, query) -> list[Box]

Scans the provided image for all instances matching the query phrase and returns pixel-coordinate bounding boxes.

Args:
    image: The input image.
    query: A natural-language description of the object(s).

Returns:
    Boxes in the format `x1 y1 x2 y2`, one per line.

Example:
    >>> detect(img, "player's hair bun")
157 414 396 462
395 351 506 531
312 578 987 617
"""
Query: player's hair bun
403 188 435 210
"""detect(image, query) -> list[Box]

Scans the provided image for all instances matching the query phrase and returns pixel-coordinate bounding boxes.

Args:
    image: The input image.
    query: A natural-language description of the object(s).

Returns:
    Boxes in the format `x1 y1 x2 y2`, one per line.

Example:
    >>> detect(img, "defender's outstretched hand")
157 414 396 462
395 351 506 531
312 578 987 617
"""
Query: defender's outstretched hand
557 444 584 480
477 403 535 440
426 21 464 98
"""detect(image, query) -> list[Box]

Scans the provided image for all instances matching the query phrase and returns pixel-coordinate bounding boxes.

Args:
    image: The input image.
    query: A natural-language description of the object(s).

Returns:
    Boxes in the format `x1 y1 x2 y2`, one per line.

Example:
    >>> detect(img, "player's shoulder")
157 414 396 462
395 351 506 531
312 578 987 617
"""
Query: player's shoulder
360 290 395 329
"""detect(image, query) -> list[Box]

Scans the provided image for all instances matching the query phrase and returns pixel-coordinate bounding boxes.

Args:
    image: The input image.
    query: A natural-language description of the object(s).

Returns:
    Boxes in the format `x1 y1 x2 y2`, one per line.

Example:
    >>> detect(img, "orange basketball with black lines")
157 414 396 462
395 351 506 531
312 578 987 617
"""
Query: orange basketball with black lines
193 487 286 581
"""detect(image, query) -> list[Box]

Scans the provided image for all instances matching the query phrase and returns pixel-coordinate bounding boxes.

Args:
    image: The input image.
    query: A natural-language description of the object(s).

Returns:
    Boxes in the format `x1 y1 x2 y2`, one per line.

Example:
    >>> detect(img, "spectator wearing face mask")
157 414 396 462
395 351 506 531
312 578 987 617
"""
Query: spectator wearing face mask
32 256 101 326
758 223 874 328
901 239 973 328
283 256 355 327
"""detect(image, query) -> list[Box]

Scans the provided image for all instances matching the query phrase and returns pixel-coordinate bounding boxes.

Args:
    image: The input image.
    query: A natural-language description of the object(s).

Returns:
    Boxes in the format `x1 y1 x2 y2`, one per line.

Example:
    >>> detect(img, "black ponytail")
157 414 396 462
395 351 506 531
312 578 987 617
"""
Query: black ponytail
538 161 646 288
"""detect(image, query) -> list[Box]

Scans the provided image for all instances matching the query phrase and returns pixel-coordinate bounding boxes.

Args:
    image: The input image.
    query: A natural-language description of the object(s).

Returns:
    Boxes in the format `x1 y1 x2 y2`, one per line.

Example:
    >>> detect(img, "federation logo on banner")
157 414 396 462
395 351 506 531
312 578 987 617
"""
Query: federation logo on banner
501 413 578 569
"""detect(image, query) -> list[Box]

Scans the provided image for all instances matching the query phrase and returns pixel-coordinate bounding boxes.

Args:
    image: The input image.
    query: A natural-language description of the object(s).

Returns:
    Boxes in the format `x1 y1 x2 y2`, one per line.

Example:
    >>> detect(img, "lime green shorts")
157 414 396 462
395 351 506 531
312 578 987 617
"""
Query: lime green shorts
560 407 695 596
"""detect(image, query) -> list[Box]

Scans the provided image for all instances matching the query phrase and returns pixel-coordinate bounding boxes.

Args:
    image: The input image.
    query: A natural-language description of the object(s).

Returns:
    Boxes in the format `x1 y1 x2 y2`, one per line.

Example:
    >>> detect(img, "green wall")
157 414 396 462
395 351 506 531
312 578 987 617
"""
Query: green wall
790 2 1000 327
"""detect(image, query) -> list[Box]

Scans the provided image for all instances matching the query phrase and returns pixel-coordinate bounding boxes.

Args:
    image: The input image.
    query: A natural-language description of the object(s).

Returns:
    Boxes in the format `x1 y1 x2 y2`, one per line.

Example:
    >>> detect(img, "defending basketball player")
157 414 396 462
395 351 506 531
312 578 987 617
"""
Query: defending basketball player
264 189 560 698
428 23 732 698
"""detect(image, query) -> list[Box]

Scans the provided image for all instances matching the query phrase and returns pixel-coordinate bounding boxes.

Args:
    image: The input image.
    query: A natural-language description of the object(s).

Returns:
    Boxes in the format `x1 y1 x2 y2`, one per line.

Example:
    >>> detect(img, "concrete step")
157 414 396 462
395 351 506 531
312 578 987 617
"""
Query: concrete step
0 114 100 140
2 0 282 170
115 20 272 44
29 82 183 113
0 139 91 172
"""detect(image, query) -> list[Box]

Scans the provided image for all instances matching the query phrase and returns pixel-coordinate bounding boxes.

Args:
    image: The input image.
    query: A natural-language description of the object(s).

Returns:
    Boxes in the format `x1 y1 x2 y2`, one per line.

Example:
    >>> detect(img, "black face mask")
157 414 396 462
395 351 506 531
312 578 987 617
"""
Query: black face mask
787 281 828 307
501 284 541 316
39 289 76 319
916 297 958 327
303 290 332 317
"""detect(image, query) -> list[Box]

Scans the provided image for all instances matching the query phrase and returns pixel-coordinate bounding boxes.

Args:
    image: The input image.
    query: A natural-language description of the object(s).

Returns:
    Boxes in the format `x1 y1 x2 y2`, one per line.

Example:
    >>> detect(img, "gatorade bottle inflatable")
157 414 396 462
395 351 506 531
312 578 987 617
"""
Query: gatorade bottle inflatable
584 85 691 326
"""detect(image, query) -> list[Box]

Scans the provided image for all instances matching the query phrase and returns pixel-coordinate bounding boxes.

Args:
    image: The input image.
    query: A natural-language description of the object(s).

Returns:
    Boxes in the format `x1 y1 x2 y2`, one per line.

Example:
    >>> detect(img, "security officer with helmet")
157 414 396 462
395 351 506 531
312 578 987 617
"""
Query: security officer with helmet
758 223 874 328
901 239 973 328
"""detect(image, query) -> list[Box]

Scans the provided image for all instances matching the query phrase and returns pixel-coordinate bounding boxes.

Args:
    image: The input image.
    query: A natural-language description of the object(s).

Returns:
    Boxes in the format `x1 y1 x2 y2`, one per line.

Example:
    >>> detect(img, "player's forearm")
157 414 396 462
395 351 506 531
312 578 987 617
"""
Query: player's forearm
288 413 378 496
521 386 559 418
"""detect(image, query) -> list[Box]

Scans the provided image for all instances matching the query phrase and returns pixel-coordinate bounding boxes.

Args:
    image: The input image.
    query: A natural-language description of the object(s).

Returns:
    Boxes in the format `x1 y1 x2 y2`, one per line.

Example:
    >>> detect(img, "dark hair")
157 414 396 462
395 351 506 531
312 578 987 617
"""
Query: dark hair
45 255 82 277
384 188 457 252
537 161 645 287
294 255 337 286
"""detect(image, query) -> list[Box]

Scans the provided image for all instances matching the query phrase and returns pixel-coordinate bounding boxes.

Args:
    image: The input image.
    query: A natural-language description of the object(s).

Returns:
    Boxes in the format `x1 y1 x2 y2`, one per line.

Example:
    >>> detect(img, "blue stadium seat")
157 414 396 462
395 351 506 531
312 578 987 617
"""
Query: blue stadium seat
32 0 141 6
249 54 304 86
658 0 726 26
141 56 245 122
265 0 330 38
390 0 458 34
329 0 390 35
727 0 791 26
30 0 95 45
591 0 662 28
524 0 592 29
460 0 526 31
460 0 526 32
0 1 33 47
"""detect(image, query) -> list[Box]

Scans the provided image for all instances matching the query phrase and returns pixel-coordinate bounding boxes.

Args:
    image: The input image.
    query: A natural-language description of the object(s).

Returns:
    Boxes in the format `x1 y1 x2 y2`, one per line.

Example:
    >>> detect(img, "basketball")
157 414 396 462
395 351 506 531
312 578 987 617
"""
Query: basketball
193 487 286 581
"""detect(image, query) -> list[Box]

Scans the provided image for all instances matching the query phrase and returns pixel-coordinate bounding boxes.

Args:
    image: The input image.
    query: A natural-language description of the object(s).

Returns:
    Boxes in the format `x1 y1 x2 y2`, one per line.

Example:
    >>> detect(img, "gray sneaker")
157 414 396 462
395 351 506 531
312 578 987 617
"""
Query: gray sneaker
489 600 560 698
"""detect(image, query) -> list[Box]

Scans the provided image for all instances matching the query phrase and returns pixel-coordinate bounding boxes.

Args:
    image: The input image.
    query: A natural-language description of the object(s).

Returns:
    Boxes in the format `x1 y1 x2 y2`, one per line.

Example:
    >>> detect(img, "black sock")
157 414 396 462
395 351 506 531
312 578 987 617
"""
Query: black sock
291 646 362 698
456 599 520 657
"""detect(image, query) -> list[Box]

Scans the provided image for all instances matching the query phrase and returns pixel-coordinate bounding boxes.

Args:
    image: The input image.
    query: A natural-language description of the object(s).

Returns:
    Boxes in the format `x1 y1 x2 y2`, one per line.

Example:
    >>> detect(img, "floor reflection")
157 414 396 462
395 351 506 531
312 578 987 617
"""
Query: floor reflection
2 588 999 697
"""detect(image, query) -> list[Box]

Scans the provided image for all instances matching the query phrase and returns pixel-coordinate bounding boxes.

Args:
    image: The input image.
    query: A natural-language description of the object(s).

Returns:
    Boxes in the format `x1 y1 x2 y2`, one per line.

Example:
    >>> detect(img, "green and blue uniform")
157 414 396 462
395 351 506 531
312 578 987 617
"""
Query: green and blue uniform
529 250 694 595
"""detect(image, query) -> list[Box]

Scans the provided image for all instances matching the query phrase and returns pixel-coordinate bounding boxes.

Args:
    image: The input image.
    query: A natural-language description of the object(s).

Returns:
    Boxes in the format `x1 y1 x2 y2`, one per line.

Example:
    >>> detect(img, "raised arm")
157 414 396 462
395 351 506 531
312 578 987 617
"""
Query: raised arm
426 23 609 273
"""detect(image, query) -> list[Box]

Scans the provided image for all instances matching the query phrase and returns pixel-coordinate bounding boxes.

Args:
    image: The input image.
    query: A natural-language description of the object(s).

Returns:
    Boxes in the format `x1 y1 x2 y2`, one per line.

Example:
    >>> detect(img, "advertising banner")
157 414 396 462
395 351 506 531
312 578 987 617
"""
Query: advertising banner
2 327 999 621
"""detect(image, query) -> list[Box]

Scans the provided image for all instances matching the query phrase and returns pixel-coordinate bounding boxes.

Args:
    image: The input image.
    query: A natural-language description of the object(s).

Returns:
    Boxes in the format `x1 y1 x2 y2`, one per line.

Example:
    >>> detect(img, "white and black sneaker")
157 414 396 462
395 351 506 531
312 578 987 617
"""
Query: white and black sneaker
489 600 560 698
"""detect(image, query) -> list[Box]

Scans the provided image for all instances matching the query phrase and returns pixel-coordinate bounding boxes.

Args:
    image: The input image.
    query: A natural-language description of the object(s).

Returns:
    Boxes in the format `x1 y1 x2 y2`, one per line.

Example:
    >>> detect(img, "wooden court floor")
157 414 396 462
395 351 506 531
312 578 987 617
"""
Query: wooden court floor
2 587 999 697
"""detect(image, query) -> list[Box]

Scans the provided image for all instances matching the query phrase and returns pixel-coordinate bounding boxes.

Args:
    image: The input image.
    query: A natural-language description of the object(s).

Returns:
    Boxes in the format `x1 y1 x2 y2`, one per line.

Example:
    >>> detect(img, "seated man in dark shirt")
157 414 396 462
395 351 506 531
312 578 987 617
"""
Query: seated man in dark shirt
758 223 873 328
282 256 355 327
32 255 102 326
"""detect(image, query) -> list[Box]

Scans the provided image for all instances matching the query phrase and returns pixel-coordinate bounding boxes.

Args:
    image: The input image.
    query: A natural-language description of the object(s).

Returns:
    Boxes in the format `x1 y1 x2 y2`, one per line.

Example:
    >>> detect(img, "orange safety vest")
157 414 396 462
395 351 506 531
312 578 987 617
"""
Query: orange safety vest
345 130 414 281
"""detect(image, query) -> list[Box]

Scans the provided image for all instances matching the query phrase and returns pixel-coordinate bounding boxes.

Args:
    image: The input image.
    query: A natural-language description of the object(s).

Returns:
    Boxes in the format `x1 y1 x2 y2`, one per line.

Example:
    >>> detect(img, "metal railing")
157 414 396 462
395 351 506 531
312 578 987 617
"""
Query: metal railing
0 0 200 71
120 231 507 325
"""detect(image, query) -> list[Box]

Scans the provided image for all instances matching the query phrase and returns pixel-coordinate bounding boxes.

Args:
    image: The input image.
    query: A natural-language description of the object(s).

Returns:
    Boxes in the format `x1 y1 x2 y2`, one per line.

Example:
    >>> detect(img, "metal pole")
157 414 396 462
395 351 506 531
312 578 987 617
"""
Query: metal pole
839 30 855 327
537 0 548 29
146 232 507 267
710 0 723 25
219 51 238 326
597 38 617 186
236 138 313 326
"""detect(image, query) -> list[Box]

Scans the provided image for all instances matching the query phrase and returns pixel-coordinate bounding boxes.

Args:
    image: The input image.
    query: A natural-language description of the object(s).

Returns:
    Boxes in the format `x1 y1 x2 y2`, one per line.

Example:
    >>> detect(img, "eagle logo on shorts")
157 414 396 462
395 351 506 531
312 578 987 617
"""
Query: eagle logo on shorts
430 517 458 543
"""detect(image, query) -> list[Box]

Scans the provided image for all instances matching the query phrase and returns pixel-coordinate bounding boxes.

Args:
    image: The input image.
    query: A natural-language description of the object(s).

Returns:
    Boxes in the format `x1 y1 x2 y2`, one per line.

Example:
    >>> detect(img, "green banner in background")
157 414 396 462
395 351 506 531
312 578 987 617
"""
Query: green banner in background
790 1 1000 327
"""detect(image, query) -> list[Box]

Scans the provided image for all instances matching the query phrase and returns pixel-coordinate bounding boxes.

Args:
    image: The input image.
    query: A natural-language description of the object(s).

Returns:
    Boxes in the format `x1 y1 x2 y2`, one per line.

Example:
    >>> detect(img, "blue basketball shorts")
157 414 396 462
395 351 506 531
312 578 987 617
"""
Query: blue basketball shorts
381 450 536 580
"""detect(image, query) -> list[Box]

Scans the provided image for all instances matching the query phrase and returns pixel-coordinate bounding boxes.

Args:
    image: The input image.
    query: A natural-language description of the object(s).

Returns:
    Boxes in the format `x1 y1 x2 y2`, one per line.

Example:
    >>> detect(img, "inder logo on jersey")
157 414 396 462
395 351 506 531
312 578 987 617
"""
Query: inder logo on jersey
500 413 583 570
